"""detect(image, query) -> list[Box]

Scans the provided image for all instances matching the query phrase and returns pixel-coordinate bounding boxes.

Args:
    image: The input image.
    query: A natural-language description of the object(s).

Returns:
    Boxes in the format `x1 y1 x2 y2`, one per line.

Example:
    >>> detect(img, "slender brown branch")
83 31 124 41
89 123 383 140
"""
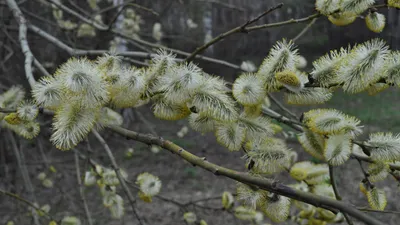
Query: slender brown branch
0 188 55 220
92 130 143 225
108 125 385 225
0 107 16 113
292 17 317 42
95 0 158 16
7 131 40 225
267 93 298 119
74 152 93 225
246 13 322 32
329 165 354 225
185 3 284 62
358 208 400 214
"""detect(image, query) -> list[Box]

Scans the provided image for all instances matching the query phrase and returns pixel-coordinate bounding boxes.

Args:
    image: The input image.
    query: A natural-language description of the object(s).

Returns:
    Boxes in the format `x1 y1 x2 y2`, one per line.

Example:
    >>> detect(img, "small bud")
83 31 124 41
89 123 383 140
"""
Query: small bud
49 165 57 173
199 219 208 225
84 171 97 186
37 172 47 181
61 216 81 225
4 113 22 125
366 12 386 33
151 145 161 153
138 191 152 203
42 179 54 188
221 191 234 210
183 212 197 224
125 147 134 159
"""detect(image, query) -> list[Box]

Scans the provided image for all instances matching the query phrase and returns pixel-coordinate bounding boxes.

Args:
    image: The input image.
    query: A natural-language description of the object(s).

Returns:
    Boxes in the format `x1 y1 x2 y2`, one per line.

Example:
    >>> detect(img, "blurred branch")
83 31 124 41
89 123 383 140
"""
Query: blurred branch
74 152 93 225
7 131 40 225
292 17 318 42
267 93 298 119
0 107 16 113
95 0 159 16
92 130 143 225
0 26 50 76
358 208 400 214
43 0 242 69
195 0 246 11
108 125 385 225
0 188 55 220
246 13 321 32
329 165 354 225
185 3 284 62
6 0 36 87
44 0 108 30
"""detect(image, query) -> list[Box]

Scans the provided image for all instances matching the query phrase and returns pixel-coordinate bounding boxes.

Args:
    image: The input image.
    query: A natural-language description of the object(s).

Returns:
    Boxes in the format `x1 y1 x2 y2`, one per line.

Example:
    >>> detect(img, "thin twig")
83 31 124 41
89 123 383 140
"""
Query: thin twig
185 3 284 62
0 188 55 220
246 13 321 32
0 107 16 113
74 152 93 225
329 165 354 225
92 130 144 225
6 0 36 87
0 26 50 76
7 131 40 225
267 93 298 119
292 17 318 42
358 208 400 214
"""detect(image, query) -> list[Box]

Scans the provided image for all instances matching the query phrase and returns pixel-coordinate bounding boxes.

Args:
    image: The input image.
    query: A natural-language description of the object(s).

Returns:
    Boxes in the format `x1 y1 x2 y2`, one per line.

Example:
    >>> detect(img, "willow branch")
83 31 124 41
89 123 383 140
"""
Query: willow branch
292 17 318 42
108 125 385 225
0 188 54 220
267 93 298 119
7 131 40 225
6 0 36 87
358 208 400 214
246 13 322 32
261 107 400 171
0 107 16 113
185 3 284 62
74 152 93 225
92 130 143 225
329 165 353 225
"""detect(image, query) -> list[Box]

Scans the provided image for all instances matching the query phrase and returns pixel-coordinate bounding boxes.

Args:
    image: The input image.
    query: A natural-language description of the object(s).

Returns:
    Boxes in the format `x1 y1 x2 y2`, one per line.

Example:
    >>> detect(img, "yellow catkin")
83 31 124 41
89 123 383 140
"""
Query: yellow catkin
4 113 22 125
328 12 357 26
388 0 400 8
275 70 301 87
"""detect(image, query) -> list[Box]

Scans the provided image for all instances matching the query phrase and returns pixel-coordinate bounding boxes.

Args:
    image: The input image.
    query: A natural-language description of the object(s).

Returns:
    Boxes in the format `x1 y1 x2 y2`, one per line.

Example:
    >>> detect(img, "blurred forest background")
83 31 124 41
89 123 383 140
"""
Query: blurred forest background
0 0 400 224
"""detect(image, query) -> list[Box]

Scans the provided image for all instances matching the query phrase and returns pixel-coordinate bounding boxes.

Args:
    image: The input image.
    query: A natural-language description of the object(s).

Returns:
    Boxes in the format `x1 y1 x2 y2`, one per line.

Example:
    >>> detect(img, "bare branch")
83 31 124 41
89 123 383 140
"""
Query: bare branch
74 152 93 225
292 17 318 42
329 165 354 225
185 3 284 62
6 0 36 87
92 130 144 225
